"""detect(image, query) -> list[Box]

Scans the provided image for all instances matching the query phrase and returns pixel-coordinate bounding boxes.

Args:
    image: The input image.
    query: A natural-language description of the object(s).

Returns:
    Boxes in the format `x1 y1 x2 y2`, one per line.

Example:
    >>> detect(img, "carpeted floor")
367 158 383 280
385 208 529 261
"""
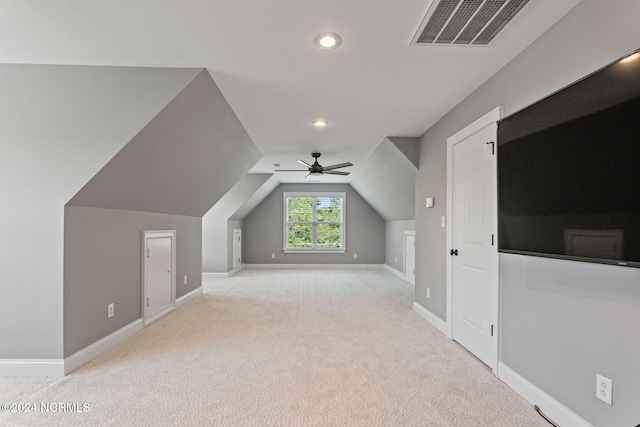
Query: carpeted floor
0 269 547 426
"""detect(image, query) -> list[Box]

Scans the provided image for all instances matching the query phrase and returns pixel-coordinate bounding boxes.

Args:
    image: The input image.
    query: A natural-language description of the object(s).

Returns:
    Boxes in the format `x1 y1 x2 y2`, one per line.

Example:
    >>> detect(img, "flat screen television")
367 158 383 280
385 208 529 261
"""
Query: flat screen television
497 50 640 268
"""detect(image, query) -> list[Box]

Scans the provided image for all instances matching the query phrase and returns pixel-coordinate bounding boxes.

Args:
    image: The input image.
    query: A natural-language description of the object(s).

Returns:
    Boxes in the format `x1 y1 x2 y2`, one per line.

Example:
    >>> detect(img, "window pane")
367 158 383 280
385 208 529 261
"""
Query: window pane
317 223 341 248
316 197 342 222
288 224 312 248
287 198 313 223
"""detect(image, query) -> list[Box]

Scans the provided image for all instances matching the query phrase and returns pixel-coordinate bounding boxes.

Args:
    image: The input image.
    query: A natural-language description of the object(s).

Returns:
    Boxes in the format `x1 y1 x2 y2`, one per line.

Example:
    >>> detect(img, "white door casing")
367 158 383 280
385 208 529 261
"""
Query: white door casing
404 231 416 284
143 230 176 326
446 107 500 374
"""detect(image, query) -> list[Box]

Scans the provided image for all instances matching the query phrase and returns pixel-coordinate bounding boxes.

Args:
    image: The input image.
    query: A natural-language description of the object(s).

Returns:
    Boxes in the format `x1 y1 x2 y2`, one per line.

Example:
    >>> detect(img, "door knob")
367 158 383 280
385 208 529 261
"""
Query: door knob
450 249 458 256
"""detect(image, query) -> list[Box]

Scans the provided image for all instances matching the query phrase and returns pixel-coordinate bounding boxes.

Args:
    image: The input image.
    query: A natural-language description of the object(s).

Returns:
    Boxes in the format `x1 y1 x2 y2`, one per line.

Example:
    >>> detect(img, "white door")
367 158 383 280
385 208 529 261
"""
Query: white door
144 231 176 326
447 107 499 372
232 229 242 271
404 232 415 283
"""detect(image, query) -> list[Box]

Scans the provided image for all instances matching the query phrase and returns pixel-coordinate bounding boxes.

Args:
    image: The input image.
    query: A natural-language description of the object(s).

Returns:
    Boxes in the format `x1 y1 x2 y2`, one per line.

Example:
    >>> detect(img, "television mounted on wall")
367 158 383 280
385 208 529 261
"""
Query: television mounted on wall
497 49 640 268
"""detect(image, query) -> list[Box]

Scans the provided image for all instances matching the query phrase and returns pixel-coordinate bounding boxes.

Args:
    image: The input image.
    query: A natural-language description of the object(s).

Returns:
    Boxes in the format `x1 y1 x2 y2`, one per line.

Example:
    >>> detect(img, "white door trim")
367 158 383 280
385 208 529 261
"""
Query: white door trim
446 106 502 372
142 230 176 326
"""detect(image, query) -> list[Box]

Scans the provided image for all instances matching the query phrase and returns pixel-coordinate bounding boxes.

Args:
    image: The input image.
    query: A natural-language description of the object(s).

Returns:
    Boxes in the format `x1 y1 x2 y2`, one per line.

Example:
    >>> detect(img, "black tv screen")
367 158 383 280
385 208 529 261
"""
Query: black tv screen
497 50 640 268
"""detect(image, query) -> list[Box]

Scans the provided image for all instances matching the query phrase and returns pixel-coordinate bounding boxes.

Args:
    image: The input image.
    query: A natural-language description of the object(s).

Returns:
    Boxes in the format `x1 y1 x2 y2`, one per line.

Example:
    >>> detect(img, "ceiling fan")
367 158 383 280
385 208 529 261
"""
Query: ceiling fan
275 153 353 177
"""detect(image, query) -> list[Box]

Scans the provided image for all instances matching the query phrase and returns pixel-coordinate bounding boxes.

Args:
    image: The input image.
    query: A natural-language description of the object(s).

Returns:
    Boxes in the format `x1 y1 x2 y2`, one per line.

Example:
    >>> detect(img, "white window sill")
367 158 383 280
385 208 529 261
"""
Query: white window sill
283 249 346 254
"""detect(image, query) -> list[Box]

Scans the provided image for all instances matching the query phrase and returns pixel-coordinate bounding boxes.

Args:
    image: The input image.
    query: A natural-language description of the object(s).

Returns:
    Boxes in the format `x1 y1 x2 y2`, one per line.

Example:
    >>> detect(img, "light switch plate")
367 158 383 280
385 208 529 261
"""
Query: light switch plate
426 197 434 208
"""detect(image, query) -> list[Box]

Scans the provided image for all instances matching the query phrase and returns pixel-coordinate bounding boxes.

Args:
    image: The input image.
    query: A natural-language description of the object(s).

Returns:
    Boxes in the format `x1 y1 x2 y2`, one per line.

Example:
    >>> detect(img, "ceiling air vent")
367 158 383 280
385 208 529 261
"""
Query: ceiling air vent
411 0 530 46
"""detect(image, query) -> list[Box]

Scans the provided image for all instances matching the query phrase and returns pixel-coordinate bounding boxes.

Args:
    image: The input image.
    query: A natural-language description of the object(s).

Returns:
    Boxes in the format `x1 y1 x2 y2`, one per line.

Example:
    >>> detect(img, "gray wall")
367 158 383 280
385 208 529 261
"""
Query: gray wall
202 218 229 273
415 0 640 424
385 220 415 274
243 184 384 265
202 174 275 273
62 68 262 358
64 206 201 357
0 64 200 359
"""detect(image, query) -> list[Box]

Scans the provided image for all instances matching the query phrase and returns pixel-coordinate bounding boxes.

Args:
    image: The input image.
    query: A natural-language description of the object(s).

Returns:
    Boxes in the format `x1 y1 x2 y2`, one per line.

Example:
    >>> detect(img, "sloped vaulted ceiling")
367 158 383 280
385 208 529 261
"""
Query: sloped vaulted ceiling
67 69 262 216
349 137 418 221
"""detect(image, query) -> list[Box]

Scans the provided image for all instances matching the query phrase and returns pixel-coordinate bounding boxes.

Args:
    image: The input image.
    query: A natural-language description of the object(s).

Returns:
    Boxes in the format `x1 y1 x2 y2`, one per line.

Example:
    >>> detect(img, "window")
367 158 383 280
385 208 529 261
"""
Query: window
283 192 346 253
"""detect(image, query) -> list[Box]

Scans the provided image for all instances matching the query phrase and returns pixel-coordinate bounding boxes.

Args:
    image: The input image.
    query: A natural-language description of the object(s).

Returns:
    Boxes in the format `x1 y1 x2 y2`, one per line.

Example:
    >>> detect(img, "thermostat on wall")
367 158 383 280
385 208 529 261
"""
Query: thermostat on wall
426 197 434 208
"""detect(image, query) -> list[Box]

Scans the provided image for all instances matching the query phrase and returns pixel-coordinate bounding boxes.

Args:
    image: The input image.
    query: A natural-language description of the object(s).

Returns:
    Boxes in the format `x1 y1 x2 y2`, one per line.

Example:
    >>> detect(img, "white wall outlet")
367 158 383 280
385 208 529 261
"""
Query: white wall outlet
183 275 188 285
441 216 446 228
271 253 276 259
354 253 358 259
107 303 114 318
395 257 398 264
426 287 431 298
596 374 612 405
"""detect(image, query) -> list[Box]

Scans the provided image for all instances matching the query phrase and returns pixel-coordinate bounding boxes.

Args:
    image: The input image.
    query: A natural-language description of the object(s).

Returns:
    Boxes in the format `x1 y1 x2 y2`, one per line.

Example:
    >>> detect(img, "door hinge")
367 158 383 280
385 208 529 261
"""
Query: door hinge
147 248 149 258
491 234 495 246
486 141 495 155
491 324 494 337
147 297 149 307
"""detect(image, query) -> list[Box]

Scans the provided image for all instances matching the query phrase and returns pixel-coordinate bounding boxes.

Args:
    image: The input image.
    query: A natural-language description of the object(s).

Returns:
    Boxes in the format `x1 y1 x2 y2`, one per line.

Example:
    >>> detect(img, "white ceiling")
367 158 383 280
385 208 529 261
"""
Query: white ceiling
0 0 580 183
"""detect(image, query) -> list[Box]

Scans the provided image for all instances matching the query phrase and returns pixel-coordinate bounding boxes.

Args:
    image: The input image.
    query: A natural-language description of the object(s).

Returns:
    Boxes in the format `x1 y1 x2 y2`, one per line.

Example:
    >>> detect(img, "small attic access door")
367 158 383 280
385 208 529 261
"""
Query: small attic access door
143 230 176 326
404 231 416 284
232 229 242 272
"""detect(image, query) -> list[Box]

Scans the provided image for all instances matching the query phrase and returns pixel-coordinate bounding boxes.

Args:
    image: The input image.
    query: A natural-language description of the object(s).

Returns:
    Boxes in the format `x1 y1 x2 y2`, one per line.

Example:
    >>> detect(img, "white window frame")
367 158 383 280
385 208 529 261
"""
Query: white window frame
283 192 346 253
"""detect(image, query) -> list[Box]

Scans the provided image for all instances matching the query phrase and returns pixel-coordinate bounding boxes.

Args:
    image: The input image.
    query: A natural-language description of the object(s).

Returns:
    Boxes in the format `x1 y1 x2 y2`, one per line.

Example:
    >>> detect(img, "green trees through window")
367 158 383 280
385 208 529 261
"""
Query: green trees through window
285 193 345 250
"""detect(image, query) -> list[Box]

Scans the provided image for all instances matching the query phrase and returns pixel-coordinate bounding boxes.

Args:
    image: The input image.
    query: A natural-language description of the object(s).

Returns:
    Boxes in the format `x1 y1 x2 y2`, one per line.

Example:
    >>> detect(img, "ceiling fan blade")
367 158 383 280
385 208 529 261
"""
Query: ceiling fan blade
297 160 313 167
322 162 353 171
324 170 350 176
275 169 308 172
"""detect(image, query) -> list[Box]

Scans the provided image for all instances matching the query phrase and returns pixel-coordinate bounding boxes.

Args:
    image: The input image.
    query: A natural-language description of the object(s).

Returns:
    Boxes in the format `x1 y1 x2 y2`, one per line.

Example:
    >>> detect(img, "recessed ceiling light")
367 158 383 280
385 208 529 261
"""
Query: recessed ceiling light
312 119 328 128
620 52 640 63
314 32 342 49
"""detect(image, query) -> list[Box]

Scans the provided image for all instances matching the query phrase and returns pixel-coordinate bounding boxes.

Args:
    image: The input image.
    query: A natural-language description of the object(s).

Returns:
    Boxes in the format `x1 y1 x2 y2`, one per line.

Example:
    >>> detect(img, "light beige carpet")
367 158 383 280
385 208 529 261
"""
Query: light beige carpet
0 269 548 426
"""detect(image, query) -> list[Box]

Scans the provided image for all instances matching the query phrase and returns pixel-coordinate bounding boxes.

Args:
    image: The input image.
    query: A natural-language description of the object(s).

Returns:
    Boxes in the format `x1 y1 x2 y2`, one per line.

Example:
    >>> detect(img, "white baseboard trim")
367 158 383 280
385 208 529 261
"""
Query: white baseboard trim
64 319 143 375
0 359 65 378
243 263 385 270
202 266 243 278
176 287 202 308
203 272 231 278
498 362 592 427
412 301 448 336
384 264 415 285
384 264 404 278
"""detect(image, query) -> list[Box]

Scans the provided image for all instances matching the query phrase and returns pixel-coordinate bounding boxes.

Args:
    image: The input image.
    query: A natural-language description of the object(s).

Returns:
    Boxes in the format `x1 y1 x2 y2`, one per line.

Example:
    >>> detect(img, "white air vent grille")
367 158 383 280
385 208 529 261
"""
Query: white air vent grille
412 0 530 46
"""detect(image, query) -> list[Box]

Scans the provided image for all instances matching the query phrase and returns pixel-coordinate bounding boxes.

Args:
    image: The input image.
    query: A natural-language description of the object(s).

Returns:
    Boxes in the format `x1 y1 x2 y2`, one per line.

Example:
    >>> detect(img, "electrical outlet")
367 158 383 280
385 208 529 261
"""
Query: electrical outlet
596 374 612 405
354 253 358 259
271 253 275 259
426 287 431 298
183 275 188 285
441 216 446 228
395 257 397 264
107 303 114 318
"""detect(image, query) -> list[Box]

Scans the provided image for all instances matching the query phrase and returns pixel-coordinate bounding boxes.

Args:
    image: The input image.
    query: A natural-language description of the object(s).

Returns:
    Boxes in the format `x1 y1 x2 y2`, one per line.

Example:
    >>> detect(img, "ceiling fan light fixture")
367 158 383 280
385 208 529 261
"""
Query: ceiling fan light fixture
314 32 342 49
309 170 323 176
312 119 328 127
